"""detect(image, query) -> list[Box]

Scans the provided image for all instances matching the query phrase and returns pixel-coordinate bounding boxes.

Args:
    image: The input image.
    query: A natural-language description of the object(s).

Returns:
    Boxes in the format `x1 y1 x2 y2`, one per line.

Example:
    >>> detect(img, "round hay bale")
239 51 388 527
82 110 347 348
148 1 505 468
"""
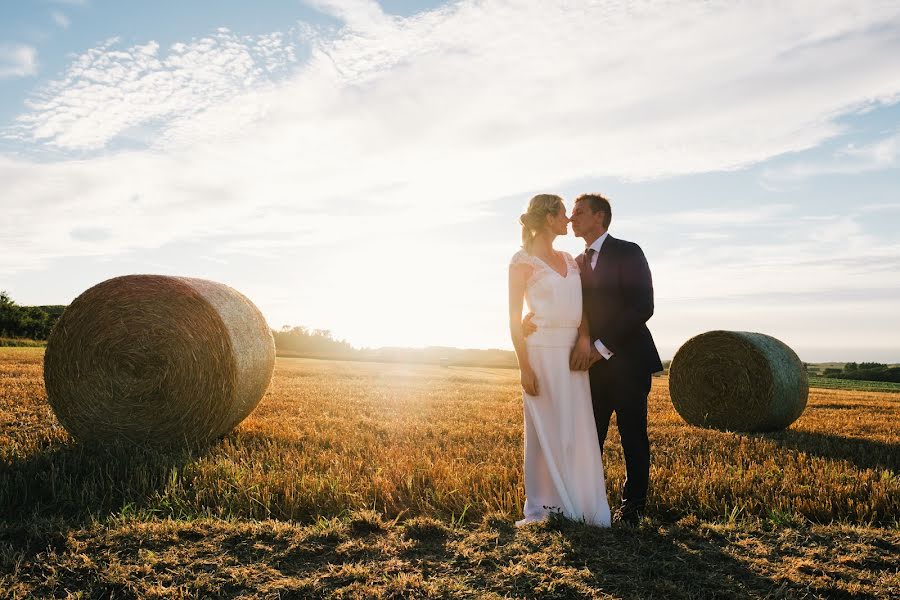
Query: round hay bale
668 331 808 432
44 275 275 445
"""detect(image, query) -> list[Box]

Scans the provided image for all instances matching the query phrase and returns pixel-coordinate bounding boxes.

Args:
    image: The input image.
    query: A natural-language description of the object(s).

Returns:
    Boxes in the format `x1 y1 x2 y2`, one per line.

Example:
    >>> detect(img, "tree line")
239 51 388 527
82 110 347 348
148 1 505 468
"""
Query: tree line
273 326 356 355
821 362 900 384
273 325 518 367
0 292 64 341
0 292 355 354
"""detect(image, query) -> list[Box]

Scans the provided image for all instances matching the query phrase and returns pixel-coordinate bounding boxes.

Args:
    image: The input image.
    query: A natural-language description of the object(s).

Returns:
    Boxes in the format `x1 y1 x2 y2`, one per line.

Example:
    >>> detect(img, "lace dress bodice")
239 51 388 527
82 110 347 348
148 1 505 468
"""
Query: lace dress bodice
510 249 583 330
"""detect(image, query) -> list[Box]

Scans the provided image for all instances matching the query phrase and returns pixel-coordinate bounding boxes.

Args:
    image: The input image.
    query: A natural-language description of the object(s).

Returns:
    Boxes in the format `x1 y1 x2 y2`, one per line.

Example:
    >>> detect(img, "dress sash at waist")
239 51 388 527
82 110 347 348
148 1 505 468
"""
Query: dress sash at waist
526 326 579 348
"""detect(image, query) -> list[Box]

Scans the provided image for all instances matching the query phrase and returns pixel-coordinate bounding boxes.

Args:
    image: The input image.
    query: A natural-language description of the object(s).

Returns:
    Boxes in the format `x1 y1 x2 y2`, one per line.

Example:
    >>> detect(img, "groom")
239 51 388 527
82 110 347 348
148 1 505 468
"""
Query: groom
525 193 662 525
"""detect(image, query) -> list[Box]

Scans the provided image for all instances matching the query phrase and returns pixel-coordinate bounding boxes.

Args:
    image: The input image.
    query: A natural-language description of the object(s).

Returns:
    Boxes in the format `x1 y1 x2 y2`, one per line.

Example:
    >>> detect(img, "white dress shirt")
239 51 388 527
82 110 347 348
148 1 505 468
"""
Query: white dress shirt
585 232 614 360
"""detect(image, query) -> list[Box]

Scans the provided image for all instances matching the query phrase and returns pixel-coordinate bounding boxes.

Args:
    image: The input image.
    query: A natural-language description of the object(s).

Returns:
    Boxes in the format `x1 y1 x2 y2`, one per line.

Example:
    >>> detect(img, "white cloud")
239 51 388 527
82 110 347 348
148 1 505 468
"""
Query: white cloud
0 44 38 79
857 202 900 213
12 0 900 166
51 11 70 29
306 0 391 33
11 29 298 150
642 205 794 228
763 130 900 181
3 0 900 353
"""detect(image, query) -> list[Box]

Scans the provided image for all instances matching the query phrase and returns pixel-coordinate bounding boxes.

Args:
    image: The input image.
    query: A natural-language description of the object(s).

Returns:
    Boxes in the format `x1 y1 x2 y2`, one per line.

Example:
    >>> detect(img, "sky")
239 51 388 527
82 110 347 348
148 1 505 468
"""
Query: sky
1 0 899 362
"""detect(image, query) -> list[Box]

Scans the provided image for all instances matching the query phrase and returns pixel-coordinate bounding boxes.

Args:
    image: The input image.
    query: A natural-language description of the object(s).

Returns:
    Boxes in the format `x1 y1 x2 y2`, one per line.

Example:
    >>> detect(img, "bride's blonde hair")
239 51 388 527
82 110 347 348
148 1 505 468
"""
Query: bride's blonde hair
519 194 563 253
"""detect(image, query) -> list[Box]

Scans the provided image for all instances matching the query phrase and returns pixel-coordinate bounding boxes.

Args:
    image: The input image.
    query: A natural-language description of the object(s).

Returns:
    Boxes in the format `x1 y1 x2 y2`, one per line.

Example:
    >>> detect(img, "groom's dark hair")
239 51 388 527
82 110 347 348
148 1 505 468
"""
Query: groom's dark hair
575 193 612 228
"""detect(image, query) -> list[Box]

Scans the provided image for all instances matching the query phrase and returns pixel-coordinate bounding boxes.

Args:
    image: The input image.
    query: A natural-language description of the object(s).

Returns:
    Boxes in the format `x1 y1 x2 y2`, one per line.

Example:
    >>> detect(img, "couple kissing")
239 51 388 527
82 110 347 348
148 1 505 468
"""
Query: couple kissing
508 193 662 527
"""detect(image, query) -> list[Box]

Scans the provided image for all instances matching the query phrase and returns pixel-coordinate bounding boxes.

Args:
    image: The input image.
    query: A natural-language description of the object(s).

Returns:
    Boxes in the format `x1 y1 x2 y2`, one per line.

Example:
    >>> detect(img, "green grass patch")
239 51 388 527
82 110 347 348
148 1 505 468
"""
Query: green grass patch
808 376 900 394
0 338 46 347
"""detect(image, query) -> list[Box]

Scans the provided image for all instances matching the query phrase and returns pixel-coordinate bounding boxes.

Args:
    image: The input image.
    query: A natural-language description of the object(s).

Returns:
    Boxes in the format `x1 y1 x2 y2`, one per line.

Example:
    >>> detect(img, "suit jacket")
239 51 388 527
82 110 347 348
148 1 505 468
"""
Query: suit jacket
577 235 663 375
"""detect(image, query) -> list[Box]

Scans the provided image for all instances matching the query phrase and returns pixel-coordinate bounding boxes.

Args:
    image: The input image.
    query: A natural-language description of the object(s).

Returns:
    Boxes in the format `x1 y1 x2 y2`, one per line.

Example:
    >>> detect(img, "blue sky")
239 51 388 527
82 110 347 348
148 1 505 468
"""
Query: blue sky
2 0 899 362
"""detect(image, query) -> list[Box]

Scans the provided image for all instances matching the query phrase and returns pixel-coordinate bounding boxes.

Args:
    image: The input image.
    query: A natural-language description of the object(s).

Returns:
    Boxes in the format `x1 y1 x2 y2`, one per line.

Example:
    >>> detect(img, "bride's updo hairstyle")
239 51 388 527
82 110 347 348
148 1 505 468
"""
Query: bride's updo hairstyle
519 194 563 253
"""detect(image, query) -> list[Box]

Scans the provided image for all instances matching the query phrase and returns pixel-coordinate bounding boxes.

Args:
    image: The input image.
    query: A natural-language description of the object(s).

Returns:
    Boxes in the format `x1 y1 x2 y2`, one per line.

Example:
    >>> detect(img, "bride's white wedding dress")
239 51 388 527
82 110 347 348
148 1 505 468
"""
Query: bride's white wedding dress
511 249 611 527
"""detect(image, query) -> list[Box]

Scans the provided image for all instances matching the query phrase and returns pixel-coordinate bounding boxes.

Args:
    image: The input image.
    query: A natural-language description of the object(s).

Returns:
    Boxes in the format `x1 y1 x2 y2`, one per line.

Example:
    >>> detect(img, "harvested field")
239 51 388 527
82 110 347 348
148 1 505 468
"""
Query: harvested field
1 348 897 598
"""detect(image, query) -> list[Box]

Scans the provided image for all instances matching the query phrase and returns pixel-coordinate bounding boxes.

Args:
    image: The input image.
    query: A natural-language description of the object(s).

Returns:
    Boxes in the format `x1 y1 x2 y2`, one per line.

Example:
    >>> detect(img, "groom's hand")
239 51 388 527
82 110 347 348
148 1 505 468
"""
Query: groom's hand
570 335 592 371
588 345 604 367
522 312 537 337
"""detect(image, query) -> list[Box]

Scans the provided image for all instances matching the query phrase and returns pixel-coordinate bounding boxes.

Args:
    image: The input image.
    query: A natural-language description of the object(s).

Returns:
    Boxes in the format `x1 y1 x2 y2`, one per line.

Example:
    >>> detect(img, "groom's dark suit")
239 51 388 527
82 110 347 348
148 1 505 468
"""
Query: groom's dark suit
577 234 662 510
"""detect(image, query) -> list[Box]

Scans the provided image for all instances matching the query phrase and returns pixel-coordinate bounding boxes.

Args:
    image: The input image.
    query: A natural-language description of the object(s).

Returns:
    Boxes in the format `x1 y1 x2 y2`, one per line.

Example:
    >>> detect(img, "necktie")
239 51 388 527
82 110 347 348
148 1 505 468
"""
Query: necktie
585 248 595 270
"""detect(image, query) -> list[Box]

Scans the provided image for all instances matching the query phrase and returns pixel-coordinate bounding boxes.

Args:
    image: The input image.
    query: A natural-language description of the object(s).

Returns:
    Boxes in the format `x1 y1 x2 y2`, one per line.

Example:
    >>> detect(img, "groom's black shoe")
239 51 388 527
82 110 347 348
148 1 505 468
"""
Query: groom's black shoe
612 502 643 526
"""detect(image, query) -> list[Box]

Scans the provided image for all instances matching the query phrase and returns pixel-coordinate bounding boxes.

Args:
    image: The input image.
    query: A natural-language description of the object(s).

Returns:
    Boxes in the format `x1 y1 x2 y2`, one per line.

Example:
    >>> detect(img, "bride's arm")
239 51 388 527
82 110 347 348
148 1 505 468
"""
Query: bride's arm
509 263 539 395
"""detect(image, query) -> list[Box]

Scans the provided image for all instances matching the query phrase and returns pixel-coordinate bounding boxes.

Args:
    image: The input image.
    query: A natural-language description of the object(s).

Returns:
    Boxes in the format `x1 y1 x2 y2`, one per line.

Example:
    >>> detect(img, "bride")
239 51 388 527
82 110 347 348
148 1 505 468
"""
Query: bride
508 194 611 527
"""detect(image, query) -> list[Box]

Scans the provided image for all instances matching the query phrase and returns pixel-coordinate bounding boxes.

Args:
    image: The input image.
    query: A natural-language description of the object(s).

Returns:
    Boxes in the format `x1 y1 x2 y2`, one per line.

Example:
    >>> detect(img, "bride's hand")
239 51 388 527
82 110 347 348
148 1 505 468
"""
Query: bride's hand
570 335 592 371
521 312 537 337
520 367 539 396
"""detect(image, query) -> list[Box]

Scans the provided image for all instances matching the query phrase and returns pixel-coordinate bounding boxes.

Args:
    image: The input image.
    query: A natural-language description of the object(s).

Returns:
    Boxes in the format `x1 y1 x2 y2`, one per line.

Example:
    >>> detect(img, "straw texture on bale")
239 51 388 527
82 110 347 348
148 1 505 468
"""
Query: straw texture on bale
668 330 808 432
44 275 275 445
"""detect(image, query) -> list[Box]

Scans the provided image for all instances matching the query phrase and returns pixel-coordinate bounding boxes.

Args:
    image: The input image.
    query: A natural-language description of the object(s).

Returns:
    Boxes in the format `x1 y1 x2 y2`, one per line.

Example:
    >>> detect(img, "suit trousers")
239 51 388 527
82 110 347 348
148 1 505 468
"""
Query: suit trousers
588 356 652 508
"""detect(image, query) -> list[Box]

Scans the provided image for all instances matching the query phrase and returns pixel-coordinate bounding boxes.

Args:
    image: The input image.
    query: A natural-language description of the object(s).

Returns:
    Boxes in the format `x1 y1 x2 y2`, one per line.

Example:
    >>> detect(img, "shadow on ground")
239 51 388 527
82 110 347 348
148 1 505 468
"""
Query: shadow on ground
0 440 208 523
5 510 895 599
759 429 899 473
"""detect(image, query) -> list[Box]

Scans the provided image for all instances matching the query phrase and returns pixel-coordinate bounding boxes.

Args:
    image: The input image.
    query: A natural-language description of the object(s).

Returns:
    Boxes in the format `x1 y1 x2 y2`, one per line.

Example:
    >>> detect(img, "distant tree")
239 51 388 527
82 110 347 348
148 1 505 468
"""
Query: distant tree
0 291 60 340
838 367 900 383
0 291 18 337
858 362 886 370
21 306 52 339
272 325 354 355
843 362 858 372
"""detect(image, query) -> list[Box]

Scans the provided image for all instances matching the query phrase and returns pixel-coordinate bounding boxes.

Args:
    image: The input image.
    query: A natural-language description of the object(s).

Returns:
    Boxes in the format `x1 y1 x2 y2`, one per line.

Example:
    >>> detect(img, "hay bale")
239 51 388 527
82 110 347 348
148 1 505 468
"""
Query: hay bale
43 275 275 445
668 331 808 432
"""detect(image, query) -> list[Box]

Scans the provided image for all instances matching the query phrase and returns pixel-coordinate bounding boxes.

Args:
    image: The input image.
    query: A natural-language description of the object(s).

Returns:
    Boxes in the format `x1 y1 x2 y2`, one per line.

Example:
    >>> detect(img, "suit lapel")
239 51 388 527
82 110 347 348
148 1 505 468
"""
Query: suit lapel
589 235 615 267
597 234 615 257
593 235 616 282
581 235 615 285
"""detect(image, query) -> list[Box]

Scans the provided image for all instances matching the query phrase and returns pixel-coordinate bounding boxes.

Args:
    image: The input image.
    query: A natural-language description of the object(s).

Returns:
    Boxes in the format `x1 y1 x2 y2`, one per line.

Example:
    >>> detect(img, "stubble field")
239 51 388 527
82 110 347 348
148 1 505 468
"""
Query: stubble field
0 347 898 598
